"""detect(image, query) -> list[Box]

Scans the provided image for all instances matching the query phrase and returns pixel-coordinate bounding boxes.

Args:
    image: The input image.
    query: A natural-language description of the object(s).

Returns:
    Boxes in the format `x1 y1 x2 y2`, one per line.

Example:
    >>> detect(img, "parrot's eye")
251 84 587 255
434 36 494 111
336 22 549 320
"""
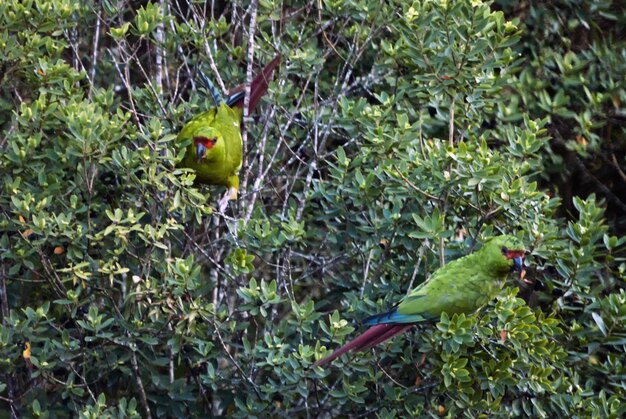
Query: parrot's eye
501 246 508 255
212 137 217 144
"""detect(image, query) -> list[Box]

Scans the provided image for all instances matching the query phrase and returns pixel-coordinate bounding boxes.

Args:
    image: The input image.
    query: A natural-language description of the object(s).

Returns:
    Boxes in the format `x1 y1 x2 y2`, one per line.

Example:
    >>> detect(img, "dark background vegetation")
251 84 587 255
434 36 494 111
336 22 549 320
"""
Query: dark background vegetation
1 0 625 417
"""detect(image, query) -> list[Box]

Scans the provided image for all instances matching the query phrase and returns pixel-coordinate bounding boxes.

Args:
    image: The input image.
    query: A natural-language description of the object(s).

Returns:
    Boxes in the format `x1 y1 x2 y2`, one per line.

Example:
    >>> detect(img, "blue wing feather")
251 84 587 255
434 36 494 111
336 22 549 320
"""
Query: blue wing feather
363 309 428 325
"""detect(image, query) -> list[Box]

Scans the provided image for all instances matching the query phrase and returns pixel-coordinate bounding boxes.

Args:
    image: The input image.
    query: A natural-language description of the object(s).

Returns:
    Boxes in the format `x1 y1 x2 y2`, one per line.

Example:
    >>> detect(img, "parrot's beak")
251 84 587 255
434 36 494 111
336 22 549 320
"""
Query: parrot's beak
511 255 532 285
196 143 207 162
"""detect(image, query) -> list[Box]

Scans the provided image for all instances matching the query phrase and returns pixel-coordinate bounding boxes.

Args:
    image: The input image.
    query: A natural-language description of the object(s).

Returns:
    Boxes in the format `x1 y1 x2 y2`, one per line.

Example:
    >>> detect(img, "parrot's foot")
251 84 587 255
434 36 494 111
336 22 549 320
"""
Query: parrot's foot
217 188 238 213
217 195 230 213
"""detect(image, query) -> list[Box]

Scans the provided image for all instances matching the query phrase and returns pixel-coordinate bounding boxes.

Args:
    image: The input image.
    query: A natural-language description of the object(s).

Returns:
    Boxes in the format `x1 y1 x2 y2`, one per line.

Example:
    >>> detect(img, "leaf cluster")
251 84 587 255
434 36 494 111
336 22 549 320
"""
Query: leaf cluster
1 0 624 417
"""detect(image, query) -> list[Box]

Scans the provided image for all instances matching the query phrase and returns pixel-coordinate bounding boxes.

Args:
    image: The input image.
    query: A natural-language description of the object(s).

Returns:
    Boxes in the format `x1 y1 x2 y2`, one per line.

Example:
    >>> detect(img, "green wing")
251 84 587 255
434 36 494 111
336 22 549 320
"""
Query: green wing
213 104 243 187
397 252 506 318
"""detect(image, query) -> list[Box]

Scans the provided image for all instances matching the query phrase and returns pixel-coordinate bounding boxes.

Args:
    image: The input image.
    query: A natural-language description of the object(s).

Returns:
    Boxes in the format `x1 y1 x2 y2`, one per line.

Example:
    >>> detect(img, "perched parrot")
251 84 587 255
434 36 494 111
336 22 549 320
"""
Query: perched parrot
177 55 281 212
312 235 526 367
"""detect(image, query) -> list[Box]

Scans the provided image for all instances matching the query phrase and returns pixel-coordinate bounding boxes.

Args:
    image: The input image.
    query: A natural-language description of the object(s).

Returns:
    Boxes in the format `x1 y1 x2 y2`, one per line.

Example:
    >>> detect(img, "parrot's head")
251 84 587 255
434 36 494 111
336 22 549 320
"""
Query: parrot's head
193 127 222 162
482 235 527 281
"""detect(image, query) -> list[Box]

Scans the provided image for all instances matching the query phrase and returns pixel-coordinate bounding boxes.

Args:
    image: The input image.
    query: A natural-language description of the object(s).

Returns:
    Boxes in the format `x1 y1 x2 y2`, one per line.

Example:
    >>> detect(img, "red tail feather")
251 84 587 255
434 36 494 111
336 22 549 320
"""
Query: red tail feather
312 324 413 368
361 324 413 351
229 54 281 112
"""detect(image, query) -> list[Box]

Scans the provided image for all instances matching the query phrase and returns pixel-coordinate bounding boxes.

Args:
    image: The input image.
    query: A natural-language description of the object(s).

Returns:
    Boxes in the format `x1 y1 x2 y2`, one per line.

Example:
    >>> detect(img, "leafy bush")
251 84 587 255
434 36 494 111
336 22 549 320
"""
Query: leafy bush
1 0 624 417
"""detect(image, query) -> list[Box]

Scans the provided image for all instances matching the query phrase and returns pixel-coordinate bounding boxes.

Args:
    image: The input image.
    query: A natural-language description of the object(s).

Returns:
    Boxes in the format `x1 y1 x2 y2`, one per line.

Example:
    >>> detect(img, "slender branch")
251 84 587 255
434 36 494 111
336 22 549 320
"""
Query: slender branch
167 324 175 384
155 0 165 99
239 0 260 199
406 244 425 293
107 46 142 131
449 93 456 147
130 349 152 419
439 236 445 267
69 365 97 403
88 4 102 98
360 249 373 299
375 359 408 389
392 165 442 201
201 34 227 94
212 319 263 400
242 103 279 223
610 152 626 184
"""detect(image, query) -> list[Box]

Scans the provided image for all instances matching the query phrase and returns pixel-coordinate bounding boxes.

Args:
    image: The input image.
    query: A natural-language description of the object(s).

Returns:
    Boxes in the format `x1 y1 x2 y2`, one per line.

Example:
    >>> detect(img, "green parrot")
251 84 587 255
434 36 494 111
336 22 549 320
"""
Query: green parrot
177 55 281 212
312 235 527 367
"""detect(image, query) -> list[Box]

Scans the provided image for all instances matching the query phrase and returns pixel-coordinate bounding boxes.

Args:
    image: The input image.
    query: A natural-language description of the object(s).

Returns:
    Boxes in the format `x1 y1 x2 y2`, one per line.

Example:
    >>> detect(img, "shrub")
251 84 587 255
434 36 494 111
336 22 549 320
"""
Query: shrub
1 0 624 416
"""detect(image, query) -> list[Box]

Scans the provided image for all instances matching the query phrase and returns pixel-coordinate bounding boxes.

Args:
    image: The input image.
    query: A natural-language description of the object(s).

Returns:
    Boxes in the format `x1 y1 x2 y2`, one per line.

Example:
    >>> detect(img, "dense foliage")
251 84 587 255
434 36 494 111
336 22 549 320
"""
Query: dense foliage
1 0 624 417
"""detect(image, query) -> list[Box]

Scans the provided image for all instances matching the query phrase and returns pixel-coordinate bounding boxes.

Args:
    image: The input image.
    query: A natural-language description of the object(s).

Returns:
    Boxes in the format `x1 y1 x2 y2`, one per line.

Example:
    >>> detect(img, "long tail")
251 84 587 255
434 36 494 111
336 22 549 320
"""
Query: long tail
312 324 414 368
197 70 223 107
227 54 281 112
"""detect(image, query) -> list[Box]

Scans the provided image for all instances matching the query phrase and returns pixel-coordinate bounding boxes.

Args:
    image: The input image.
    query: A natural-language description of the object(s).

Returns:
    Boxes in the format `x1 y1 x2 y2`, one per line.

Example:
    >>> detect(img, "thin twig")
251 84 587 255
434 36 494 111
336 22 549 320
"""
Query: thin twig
88 5 102 98
392 165 442 201
69 365 97 403
610 152 626 184
155 0 165 99
449 94 456 147
239 0 260 200
360 249 373 299
439 236 445 267
201 37 227 95
130 349 152 419
212 320 263 400
107 46 142 131
406 244 425 293
243 102 279 223
375 359 408 389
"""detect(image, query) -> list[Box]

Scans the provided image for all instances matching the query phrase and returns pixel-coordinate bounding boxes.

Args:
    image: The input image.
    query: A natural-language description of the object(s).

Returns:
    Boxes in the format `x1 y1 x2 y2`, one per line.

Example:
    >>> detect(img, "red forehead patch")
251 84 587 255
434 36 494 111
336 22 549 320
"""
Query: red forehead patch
194 136 217 149
506 250 525 259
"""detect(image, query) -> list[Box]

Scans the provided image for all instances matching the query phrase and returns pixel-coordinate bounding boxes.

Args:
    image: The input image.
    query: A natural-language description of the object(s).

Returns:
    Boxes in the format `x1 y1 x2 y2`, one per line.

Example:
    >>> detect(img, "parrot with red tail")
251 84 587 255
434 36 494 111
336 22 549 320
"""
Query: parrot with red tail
177 54 281 212
312 235 526 368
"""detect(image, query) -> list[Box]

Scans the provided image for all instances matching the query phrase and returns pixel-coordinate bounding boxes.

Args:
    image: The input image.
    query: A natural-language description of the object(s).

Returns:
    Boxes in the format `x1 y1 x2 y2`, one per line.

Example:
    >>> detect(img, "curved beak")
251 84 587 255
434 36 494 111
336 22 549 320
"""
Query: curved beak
196 143 207 162
511 256 532 284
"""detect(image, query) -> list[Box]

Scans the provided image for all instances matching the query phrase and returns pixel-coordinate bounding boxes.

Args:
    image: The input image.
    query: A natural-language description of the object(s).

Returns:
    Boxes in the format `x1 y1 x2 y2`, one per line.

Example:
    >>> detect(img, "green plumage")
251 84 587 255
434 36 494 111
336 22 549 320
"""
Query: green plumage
177 103 243 190
176 54 280 212
394 235 525 320
313 235 526 367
